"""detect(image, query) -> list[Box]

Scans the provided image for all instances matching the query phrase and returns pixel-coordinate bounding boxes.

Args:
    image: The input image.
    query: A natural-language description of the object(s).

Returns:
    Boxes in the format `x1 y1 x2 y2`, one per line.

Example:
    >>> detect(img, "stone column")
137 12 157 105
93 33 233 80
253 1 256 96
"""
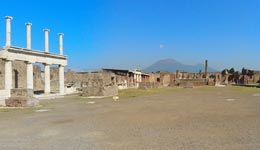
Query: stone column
44 64 50 94
58 33 64 55
126 73 129 88
176 70 179 79
133 74 136 87
26 62 33 89
59 65 65 95
5 60 12 97
205 59 208 79
26 22 32 49
5 16 13 47
44 29 50 53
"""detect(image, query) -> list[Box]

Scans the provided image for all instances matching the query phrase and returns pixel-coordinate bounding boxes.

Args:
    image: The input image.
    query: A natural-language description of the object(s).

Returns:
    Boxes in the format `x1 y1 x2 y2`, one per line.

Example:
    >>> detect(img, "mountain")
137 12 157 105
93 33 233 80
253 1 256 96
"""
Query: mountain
143 58 218 73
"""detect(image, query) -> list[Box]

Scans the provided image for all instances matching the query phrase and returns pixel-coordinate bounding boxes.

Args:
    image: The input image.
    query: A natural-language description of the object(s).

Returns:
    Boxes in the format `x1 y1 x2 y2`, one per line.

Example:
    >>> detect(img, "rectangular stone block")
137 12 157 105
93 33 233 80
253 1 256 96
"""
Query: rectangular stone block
11 89 34 98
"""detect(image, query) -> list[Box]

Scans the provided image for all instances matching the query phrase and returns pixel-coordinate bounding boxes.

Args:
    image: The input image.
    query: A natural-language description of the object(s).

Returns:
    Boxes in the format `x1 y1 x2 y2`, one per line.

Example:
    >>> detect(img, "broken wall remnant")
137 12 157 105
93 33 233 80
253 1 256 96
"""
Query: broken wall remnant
80 72 118 97
65 70 118 97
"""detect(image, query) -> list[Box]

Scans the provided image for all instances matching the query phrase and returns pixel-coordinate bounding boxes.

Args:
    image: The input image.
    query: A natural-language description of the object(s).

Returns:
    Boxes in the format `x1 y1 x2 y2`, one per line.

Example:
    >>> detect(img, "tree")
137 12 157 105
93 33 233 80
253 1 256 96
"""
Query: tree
242 67 247 75
229 68 235 74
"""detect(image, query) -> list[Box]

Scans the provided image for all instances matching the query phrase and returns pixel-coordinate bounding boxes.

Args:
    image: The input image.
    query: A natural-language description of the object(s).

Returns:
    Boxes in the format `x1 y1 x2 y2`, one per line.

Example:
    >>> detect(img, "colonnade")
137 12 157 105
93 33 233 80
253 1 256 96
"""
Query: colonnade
1 16 67 97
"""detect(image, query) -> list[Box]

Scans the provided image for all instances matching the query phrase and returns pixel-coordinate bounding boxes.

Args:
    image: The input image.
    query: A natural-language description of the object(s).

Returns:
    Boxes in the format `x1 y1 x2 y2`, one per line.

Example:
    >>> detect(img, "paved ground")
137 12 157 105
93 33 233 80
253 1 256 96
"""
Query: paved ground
0 86 260 150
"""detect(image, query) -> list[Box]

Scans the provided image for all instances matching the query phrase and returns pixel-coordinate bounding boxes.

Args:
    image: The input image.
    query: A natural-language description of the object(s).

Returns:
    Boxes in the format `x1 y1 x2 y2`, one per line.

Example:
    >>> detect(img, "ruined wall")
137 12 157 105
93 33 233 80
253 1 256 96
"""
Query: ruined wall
148 73 160 83
178 79 207 87
65 70 118 96
50 67 59 93
81 72 118 97
148 72 175 87
12 61 27 89
33 65 44 91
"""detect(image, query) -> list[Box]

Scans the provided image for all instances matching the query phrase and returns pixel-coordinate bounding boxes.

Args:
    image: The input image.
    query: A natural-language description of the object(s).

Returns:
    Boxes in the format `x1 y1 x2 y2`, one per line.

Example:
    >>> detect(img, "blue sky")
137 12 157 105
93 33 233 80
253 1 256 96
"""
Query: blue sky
0 0 259 71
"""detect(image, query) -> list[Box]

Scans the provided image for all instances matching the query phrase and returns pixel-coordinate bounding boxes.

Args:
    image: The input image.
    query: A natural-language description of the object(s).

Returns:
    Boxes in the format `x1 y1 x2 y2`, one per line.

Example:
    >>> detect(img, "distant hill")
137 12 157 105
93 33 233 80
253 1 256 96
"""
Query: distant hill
143 58 218 73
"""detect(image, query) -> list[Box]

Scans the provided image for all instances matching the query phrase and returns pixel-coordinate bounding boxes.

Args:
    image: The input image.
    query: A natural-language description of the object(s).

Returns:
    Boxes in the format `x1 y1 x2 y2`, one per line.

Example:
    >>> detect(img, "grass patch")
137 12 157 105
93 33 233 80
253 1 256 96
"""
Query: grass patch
0 107 37 113
227 86 260 93
0 108 13 112
195 85 260 93
118 87 179 98
195 86 219 90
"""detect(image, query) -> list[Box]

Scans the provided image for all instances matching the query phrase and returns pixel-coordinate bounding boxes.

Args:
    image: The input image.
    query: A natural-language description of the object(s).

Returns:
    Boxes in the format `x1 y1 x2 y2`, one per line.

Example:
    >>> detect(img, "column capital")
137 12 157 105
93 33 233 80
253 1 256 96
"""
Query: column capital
5 16 13 20
58 33 64 36
25 22 32 26
43 29 50 32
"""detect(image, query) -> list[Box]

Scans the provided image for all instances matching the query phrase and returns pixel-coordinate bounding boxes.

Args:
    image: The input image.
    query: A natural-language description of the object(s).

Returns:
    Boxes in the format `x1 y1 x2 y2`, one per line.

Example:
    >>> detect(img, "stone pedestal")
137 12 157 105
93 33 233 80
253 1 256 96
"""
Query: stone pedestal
5 89 39 107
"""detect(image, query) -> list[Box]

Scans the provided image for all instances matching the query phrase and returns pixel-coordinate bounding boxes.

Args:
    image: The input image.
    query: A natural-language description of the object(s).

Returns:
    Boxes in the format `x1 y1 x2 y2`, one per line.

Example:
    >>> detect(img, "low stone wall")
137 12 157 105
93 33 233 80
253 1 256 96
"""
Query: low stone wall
139 82 161 88
82 85 118 97
178 80 208 87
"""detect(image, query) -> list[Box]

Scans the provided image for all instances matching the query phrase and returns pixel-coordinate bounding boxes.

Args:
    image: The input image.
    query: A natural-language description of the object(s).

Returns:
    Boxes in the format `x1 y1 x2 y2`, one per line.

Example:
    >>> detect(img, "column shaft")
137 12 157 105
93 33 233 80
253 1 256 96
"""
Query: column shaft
26 23 32 49
44 29 50 52
59 65 65 95
27 63 33 89
44 64 50 94
58 33 64 55
5 60 12 97
5 16 13 47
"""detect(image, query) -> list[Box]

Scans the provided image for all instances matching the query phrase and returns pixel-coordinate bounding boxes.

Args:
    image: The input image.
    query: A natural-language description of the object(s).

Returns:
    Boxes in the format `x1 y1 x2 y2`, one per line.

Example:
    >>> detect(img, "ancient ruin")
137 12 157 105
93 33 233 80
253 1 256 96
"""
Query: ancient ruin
0 16 67 106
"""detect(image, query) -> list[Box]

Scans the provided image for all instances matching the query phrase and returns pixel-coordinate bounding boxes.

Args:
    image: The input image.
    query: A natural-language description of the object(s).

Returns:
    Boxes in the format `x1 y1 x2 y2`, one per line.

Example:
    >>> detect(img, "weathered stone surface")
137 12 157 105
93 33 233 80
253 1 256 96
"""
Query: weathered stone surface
5 97 27 107
11 89 34 98
184 82 194 88
82 85 118 97
50 67 59 93
5 97 39 107
65 70 118 96
5 88 39 107
80 72 118 97
178 79 207 87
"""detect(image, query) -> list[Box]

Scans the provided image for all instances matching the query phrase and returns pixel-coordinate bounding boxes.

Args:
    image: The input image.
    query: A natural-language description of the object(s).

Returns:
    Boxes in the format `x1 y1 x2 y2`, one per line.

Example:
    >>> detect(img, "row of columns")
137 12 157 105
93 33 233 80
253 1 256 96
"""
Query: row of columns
4 59 65 96
5 16 64 55
3 16 66 96
134 73 142 82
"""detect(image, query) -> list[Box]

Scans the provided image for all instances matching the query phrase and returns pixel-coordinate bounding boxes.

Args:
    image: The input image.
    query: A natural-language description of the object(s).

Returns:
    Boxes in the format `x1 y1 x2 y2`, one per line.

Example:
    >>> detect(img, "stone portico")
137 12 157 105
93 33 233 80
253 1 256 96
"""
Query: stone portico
0 16 67 105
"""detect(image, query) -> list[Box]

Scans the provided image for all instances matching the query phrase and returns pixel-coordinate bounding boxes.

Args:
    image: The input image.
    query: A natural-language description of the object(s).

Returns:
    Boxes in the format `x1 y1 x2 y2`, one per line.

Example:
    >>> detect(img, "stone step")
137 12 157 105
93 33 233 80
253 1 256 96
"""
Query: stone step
34 94 64 100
